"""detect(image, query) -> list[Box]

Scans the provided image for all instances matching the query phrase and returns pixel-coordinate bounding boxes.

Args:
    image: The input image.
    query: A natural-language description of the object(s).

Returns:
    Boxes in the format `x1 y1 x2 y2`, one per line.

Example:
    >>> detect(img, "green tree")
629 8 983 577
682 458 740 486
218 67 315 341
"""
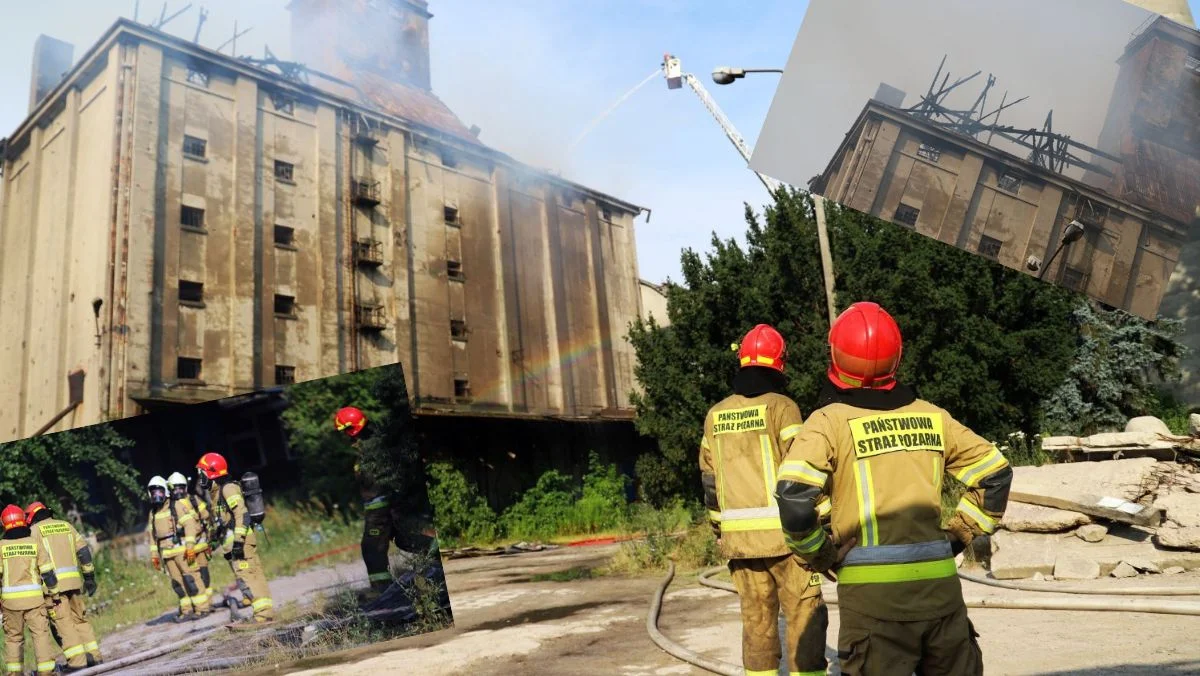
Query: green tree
1041 302 1186 435
628 191 1080 504
0 425 142 532
280 368 389 513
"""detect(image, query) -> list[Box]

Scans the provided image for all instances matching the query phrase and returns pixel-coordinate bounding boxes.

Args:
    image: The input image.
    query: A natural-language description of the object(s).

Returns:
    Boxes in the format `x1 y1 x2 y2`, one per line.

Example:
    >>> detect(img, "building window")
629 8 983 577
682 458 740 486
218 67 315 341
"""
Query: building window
454 378 471 398
186 68 209 87
181 205 205 230
274 225 295 248
177 357 202 381
894 203 920 228
998 172 1022 194
274 160 295 183
271 93 295 115
978 235 1002 261
274 365 296 385
1186 54 1200 74
600 206 613 221
440 149 458 169
183 135 207 159
450 319 468 340
1062 267 1087 292
916 143 941 162
274 294 297 317
444 206 459 225
179 280 204 305
447 260 464 281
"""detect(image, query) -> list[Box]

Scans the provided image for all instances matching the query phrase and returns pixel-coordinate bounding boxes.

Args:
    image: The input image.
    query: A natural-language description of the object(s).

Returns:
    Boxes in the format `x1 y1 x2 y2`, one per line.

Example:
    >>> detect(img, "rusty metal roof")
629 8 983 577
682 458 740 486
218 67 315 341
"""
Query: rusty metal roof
351 70 478 143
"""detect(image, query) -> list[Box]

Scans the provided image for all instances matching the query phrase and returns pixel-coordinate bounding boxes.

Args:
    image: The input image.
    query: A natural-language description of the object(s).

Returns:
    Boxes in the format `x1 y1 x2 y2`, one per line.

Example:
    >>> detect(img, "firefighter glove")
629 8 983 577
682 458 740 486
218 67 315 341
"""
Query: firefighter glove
944 513 976 555
84 573 97 597
185 548 196 564
152 556 161 571
42 569 58 590
231 540 246 560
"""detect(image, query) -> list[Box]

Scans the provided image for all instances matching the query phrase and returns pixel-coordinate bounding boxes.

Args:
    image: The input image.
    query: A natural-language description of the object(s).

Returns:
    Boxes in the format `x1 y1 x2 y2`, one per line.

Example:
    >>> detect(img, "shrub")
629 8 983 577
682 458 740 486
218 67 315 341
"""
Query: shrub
425 463 499 545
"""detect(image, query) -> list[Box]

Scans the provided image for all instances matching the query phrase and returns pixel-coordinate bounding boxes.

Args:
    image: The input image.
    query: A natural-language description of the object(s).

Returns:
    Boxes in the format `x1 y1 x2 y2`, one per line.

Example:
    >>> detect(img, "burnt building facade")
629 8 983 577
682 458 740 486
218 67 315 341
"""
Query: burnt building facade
0 1 648 443
812 101 1187 319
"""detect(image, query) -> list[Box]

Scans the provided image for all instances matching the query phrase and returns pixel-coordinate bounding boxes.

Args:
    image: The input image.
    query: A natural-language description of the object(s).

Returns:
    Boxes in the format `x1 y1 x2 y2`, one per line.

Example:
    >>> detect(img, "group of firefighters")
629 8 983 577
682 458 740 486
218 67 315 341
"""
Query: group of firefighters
704 301 1014 676
0 501 101 674
144 453 274 626
142 405 435 631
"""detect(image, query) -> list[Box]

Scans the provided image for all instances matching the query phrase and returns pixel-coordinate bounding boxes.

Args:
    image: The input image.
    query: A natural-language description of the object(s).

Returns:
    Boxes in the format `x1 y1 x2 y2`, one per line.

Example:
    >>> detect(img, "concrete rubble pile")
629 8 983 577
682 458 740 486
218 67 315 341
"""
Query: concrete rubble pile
988 417 1200 581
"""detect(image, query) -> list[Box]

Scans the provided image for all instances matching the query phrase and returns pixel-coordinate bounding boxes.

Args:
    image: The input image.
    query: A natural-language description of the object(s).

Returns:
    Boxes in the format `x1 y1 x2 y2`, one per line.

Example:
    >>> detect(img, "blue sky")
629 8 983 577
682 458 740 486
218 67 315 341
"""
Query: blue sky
2 1 1196 284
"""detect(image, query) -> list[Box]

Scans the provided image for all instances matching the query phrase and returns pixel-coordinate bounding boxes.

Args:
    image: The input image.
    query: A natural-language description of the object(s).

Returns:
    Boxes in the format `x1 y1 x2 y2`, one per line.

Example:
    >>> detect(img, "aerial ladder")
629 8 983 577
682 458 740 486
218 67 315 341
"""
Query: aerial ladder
662 53 838 324
661 53 781 194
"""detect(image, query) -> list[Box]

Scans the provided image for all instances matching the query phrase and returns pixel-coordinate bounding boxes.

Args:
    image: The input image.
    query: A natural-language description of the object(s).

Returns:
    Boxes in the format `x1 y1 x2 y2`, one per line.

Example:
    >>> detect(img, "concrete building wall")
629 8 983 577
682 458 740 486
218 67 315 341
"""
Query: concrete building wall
0 23 645 441
818 106 1184 320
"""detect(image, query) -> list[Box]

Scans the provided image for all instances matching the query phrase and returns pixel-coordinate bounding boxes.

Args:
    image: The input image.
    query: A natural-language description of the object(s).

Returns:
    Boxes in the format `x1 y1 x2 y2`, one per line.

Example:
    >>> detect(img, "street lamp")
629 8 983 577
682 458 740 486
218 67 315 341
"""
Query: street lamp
1037 220 1086 281
712 66 785 85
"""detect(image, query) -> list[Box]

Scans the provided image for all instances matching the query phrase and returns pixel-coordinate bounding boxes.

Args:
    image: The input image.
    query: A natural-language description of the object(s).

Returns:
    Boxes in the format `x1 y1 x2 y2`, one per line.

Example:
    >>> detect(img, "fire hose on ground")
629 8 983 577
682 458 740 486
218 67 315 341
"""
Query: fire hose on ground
650 562 1200 676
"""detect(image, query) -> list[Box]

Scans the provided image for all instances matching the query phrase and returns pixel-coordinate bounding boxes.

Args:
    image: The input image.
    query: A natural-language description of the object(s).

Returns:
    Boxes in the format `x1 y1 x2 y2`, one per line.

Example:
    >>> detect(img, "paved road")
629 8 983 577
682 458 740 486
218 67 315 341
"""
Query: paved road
273 544 1200 676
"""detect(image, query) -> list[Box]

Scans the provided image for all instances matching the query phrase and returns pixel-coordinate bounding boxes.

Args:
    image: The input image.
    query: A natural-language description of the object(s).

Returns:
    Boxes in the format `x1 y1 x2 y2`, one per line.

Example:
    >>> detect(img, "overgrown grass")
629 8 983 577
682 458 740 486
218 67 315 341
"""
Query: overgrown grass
90 501 362 638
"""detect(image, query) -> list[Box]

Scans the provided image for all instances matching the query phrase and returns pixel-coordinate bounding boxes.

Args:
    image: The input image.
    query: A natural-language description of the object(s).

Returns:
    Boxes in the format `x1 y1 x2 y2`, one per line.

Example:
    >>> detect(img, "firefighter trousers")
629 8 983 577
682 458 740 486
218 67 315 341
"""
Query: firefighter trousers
166 554 211 616
837 604 983 676
229 542 274 622
48 591 99 668
363 505 438 590
3 605 57 675
729 555 829 676
194 548 213 602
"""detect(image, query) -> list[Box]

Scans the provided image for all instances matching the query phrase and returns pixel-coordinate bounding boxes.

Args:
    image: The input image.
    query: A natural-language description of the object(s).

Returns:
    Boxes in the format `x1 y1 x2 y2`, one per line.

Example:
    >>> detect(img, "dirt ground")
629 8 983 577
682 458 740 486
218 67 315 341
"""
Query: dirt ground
266 544 1200 676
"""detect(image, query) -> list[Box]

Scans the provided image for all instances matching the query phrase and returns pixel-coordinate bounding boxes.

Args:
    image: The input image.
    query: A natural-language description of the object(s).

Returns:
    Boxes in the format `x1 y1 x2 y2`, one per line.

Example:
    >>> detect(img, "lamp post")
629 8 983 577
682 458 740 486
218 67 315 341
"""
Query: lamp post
712 65 838 325
1038 220 1086 281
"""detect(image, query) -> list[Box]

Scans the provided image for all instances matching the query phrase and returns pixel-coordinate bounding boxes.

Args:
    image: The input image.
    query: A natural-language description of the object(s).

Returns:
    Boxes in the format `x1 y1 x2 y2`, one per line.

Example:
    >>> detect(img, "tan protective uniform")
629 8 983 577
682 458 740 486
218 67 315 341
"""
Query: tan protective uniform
33 516 100 668
148 501 210 617
700 391 828 676
212 481 274 621
778 396 1012 676
179 496 214 604
1 533 57 675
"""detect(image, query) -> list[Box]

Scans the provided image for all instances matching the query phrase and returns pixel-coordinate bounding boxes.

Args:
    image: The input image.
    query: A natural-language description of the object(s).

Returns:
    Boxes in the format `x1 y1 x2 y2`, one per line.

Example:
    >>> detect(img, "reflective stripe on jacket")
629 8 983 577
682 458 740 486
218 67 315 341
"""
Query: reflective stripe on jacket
778 397 1012 621
700 391 805 559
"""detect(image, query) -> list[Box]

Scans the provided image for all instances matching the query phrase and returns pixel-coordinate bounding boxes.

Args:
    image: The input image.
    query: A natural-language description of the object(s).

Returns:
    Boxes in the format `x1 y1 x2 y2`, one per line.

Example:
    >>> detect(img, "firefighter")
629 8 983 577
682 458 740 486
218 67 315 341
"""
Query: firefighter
195 453 274 623
334 406 439 598
700 324 829 676
26 502 101 671
167 472 214 606
1 504 58 675
146 476 209 621
776 302 1013 676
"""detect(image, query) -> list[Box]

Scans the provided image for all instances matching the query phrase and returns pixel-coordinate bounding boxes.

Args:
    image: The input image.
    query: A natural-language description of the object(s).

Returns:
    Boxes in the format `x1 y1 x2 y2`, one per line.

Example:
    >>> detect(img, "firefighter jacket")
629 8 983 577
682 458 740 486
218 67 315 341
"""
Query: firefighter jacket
30 517 92 594
777 384 1012 622
353 428 393 513
186 495 213 554
700 391 808 560
0 530 53 611
147 502 198 561
210 481 257 551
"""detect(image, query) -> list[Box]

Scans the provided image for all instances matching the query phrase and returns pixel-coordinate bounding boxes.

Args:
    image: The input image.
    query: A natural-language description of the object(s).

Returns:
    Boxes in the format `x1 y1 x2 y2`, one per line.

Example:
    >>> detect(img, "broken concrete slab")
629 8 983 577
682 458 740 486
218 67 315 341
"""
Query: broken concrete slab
987 530 1200 579
1190 413 1200 437
1010 458 1159 503
1164 566 1185 575
1155 493 1200 529
1153 526 1200 552
1125 417 1173 436
1111 561 1138 578
1075 524 1108 542
1125 558 1161 574
1000 502 1091 533
1010 491 1163 527
1054 555 1100 580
